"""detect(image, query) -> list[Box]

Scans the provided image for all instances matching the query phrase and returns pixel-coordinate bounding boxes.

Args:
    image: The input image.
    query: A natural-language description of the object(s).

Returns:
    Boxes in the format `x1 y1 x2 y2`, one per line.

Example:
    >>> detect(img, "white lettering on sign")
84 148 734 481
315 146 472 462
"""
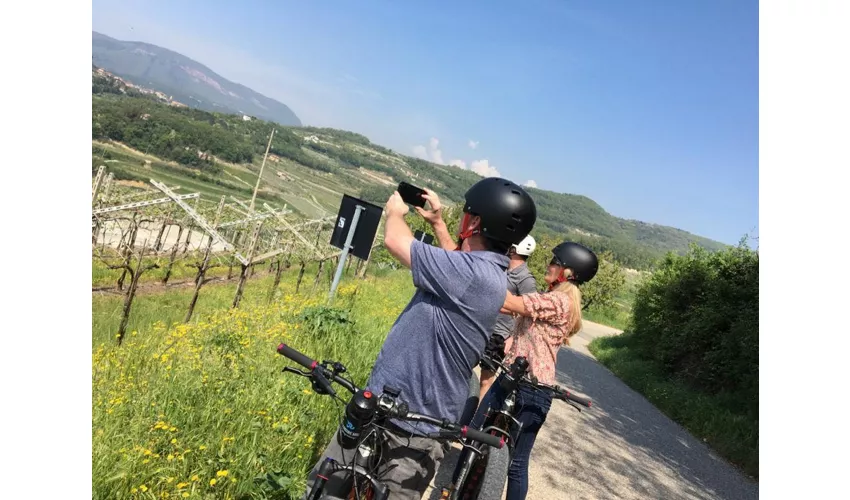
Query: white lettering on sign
338 217 346 228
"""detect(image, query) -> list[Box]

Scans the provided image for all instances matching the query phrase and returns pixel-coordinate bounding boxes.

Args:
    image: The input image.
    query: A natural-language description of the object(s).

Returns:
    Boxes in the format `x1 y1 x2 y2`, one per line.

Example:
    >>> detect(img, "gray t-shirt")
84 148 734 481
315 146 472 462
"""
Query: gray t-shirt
492 262 538 340
365 240 510 435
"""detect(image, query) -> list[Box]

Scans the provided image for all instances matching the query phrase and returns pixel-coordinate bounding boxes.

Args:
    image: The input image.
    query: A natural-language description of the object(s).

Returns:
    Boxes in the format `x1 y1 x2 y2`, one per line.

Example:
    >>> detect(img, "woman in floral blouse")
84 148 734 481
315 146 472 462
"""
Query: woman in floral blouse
471 241 599 500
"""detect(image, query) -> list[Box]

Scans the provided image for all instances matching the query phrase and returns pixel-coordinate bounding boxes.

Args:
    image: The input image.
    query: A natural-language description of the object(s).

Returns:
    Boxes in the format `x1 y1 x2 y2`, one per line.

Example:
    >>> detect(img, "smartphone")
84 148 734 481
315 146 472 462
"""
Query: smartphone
397 181 427 208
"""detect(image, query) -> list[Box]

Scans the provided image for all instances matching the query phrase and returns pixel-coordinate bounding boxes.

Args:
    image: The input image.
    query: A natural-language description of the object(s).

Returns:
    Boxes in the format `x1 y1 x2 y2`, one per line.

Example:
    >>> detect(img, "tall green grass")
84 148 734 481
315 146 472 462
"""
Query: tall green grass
93 267 414 499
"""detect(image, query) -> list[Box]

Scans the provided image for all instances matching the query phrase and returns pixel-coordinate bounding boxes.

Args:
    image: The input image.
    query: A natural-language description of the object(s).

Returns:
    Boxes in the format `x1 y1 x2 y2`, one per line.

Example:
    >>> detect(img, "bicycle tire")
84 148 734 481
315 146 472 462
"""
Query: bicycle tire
459 374 481 426
470 444 509 500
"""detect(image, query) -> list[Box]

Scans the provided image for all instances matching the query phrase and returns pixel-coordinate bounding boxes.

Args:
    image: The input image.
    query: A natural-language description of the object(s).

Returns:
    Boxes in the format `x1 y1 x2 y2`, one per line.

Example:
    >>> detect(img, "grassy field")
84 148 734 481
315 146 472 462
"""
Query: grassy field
93 265 412 499
588 333 758 478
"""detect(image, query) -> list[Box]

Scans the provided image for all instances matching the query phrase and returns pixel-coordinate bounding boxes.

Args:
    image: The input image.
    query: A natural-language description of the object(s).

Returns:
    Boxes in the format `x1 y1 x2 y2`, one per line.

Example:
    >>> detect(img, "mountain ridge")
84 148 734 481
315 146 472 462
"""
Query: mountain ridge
92 31 302 126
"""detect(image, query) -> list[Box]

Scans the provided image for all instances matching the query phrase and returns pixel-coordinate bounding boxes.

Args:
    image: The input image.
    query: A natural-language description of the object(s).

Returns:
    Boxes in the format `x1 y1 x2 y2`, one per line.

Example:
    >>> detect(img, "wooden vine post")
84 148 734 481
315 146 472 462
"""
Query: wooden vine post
101 240 159 345
232 220 264 309
185 196 226 322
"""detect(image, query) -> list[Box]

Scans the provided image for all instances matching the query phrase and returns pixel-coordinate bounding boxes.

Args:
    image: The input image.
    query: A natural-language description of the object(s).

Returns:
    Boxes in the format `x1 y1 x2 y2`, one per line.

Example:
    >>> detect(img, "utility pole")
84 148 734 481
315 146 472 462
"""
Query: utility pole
250 128 275 213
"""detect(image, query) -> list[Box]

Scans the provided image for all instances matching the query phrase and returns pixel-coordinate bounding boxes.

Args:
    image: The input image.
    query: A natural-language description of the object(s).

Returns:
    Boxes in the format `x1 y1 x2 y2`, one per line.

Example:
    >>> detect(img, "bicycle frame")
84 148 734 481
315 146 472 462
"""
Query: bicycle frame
444 354 591 500
276 343 505 500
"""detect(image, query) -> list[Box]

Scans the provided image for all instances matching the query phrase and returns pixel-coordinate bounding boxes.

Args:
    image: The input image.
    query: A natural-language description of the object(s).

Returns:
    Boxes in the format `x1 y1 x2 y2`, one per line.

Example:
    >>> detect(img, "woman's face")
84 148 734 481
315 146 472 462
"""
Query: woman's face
544 261 564 285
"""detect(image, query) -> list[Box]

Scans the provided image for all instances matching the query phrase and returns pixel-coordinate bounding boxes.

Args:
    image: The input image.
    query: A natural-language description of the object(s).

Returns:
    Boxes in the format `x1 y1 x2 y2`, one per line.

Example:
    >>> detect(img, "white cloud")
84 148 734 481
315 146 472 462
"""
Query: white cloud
429 137 444 164
470 159 501 178
412 137 445 164
524 180 538 188
468 140 479 150
449 159 467 169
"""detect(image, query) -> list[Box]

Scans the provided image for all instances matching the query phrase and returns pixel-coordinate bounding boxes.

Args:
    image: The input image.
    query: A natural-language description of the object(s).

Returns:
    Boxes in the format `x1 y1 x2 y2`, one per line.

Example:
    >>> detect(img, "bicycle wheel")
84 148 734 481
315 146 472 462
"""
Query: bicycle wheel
459 374 481 426
469 445 509 500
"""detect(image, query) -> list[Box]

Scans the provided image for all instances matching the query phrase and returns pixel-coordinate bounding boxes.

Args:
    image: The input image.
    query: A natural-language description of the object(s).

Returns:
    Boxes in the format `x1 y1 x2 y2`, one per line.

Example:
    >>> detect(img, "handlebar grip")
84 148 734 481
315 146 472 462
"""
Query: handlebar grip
462 426 505 449
277 343 317 370
563 390 592 408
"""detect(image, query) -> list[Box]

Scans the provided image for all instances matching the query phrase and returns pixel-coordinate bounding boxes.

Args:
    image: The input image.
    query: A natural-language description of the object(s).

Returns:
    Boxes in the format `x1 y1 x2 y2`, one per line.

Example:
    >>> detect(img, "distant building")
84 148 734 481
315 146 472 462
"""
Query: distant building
243 115 252 121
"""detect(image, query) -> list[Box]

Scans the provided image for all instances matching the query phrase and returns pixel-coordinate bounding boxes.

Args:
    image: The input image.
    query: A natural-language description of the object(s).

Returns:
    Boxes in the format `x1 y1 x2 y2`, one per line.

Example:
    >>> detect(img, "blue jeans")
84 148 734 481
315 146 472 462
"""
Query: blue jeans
470 374 552 500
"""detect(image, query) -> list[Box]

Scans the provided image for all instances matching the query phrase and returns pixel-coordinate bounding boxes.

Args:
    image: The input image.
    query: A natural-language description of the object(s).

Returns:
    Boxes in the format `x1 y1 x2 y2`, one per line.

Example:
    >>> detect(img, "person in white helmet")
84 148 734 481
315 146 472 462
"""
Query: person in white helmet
476 234 538 402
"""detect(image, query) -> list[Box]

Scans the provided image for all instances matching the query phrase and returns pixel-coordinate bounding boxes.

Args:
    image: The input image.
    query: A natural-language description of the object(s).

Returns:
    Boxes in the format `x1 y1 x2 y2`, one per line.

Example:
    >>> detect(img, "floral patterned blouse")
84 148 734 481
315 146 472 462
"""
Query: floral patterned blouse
503 291 574 386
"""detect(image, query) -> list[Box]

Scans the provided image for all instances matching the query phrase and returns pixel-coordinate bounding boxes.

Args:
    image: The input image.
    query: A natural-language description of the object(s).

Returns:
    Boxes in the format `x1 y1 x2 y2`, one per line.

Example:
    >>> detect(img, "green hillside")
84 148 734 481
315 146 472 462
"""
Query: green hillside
92 69 725 269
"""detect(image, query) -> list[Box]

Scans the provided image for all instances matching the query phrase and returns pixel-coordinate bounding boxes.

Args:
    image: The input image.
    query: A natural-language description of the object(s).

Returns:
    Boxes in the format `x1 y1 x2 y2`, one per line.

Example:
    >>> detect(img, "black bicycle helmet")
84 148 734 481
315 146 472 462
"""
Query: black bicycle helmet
462 177 537 244
551 242 599 284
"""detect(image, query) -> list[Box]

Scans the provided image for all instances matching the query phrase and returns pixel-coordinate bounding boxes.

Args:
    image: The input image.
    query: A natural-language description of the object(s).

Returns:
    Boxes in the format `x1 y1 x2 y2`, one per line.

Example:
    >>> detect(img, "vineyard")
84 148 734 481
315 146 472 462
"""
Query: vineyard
91 164 389 345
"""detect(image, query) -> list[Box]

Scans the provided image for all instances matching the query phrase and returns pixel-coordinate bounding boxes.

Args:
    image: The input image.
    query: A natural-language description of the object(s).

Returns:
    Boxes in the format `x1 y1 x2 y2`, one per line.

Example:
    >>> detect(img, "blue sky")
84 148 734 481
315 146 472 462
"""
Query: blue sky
92 0 758 245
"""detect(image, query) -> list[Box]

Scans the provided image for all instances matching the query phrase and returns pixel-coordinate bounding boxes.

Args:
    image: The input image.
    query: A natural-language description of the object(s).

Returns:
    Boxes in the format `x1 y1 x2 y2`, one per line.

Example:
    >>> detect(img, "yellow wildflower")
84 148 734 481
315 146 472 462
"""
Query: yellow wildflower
216 470 228 477
191 475 200 482
140 484 148 492
209 478 217 486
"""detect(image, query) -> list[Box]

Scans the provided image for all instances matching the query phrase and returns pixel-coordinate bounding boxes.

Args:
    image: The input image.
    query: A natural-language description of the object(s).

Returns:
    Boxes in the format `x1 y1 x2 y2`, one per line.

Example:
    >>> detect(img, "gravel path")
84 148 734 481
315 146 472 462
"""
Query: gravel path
424 321 759 500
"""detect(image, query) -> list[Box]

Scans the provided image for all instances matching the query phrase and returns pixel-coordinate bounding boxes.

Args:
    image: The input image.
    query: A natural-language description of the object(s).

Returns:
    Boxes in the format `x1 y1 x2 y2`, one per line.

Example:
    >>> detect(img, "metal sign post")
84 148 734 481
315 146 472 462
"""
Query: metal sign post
413 229 434 245
328 204 365 302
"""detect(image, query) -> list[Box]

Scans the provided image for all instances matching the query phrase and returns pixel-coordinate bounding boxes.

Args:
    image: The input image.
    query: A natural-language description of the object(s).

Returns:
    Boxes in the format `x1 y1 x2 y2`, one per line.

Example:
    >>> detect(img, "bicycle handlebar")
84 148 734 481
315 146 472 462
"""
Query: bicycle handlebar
277 343 358 395
277 342 315 370
403 412 505 449
277 344 504 449
536 382 592 408
483 354 592 408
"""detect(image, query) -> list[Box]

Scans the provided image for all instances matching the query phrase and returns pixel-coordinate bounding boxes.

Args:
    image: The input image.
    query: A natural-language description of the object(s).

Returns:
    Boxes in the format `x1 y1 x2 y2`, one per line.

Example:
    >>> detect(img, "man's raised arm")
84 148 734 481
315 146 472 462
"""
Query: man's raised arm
383 191 415 268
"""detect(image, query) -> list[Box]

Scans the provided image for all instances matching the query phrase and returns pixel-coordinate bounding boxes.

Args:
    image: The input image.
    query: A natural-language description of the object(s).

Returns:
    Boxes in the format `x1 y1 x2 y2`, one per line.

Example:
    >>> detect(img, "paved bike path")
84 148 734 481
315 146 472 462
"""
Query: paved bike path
425 321 758 499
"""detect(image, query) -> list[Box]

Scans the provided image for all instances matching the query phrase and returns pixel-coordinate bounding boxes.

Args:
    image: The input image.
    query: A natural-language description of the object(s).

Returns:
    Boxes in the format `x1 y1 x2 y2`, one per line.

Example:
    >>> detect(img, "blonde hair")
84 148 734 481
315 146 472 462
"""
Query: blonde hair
551 279 583 346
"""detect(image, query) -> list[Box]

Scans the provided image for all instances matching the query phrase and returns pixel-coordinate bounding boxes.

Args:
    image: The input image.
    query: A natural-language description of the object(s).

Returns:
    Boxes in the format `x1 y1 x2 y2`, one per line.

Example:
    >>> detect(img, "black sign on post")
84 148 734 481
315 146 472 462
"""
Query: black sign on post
329 194 384 261
413 229 435 246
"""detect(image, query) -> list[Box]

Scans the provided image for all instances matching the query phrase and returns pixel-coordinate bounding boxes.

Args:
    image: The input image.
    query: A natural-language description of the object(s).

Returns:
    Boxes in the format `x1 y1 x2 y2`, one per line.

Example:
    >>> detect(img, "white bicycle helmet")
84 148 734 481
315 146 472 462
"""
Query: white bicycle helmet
511 235 536 256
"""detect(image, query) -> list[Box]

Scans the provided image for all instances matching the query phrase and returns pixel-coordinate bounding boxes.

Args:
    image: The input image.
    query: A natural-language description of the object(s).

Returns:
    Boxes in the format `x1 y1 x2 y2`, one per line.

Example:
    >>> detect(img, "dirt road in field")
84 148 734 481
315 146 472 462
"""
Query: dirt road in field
424 321 758 500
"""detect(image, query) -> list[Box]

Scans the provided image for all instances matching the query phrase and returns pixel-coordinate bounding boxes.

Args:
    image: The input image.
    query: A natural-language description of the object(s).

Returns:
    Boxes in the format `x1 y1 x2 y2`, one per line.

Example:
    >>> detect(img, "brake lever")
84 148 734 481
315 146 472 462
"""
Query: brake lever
283 366 337 397
283 366 311 377
310 369 337 397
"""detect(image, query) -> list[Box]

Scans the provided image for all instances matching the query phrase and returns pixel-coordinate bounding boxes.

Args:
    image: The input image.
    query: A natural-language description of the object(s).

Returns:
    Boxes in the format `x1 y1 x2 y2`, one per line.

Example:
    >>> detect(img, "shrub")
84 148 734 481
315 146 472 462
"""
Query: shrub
630 241 758 416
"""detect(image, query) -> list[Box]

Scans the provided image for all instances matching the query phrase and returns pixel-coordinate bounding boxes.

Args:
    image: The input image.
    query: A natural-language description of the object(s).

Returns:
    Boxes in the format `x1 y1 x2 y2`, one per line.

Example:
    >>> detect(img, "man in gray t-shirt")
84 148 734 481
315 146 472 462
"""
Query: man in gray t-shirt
478 235 538 401
303 180 537 500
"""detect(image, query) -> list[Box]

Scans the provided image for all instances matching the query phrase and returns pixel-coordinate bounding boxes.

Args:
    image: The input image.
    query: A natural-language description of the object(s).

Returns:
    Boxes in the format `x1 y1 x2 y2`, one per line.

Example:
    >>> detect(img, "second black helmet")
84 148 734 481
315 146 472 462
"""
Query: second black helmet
551 242 599 284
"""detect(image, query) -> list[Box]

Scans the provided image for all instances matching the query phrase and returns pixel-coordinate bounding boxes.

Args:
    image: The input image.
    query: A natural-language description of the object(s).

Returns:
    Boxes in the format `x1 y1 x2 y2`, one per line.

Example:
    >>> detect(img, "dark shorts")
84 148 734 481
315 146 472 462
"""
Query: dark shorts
303 427 444 500
481 334 506 372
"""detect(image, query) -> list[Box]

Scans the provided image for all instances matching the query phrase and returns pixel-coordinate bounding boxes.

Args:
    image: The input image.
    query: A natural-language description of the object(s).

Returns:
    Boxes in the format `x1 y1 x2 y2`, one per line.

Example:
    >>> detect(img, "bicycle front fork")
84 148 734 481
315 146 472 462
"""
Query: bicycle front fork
307 457 391 500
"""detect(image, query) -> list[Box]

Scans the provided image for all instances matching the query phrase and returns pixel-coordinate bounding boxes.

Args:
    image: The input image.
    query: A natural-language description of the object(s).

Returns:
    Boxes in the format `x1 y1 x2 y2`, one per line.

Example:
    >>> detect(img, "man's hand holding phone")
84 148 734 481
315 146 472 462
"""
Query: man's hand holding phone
385 191 410 218
414 188 443 226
